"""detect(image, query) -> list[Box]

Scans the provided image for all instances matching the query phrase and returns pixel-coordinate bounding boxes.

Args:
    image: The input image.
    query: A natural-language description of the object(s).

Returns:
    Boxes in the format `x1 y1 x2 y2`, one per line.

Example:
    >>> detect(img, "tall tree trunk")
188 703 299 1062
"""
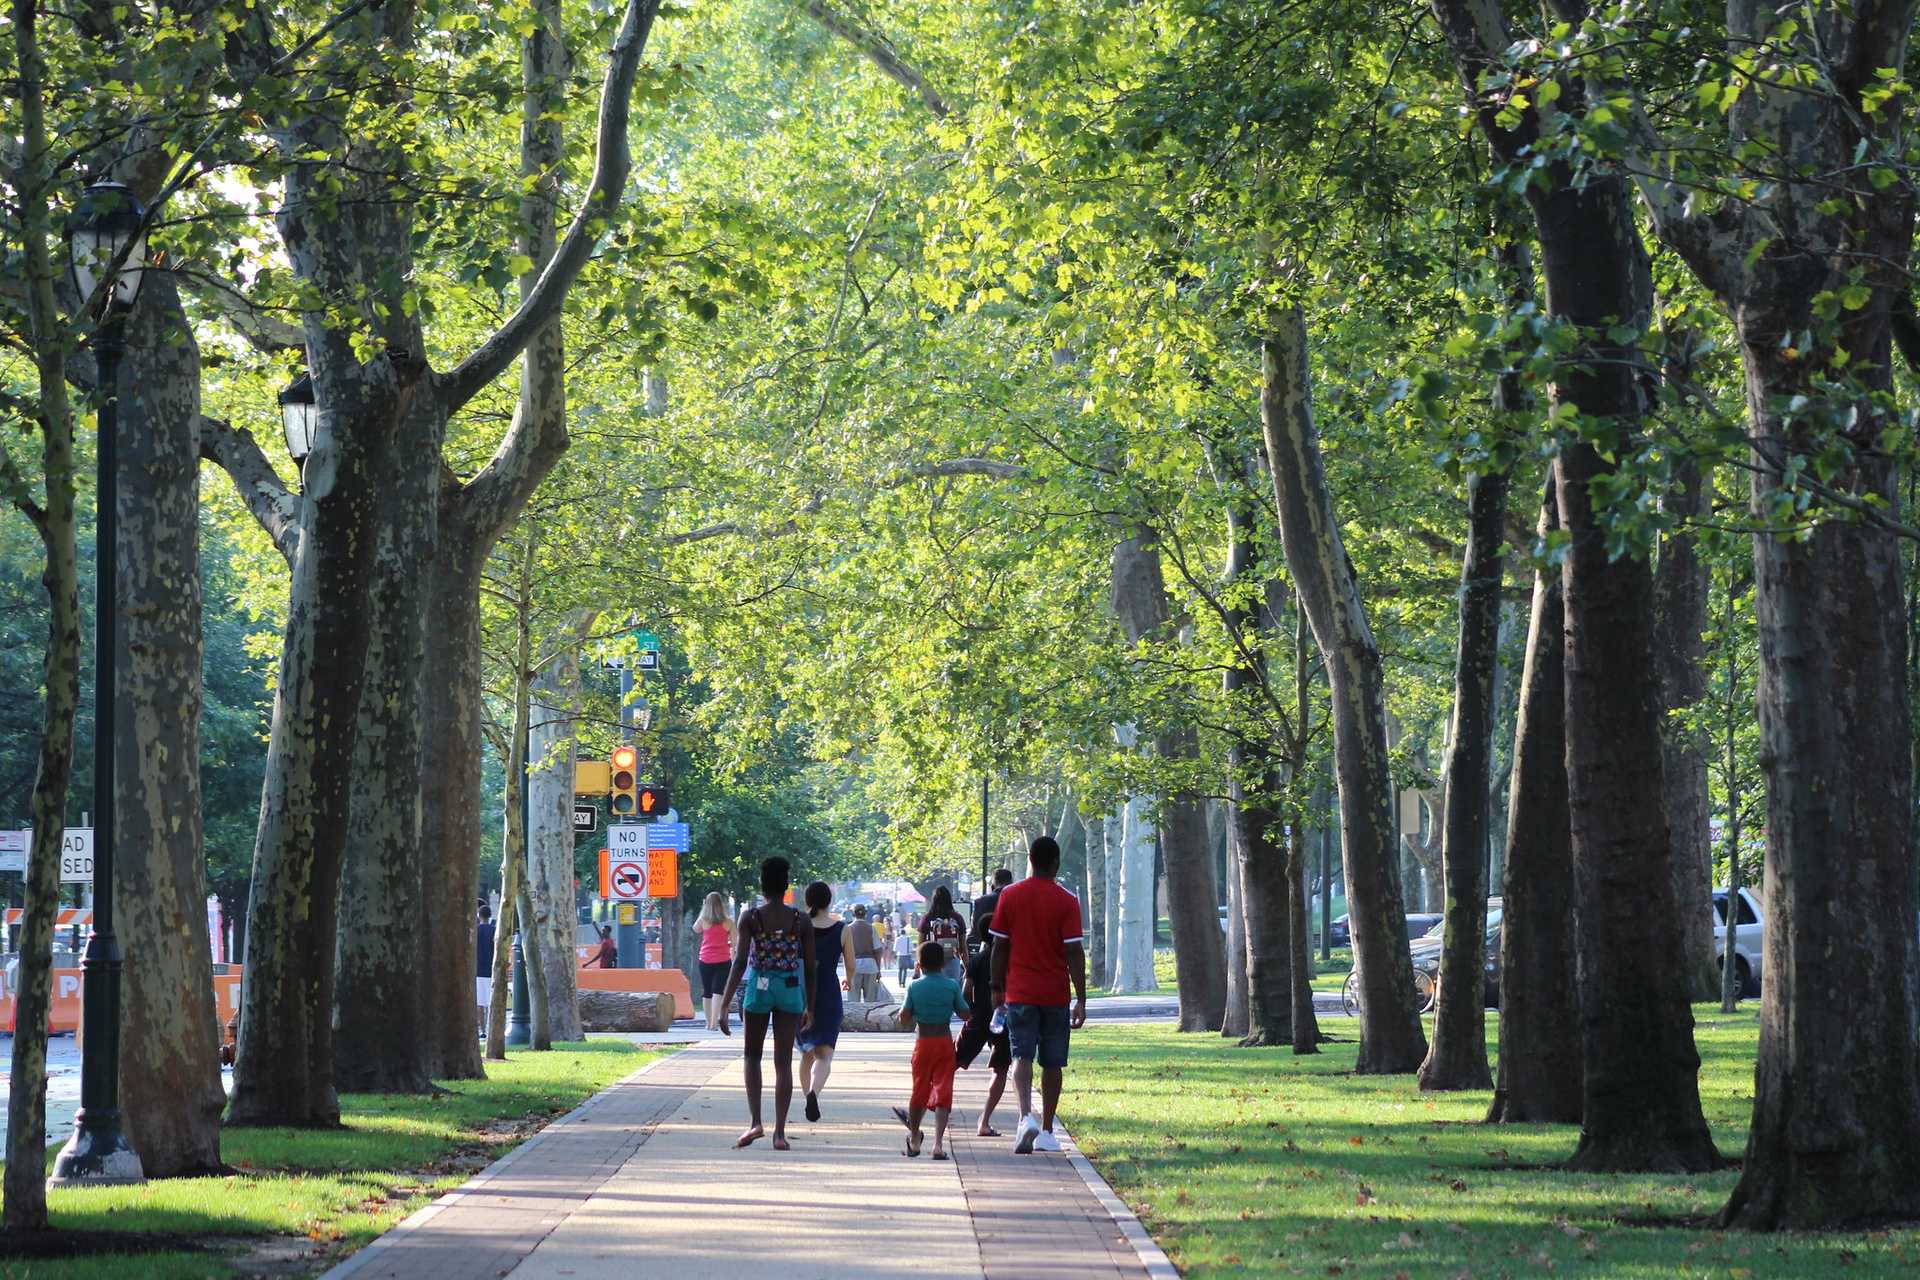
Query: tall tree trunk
114 274 225 1167
1222 849 1249 1038
1286 814 1321 1053
1236 775 1293 1048
529 625 589 1042
1419 464 1508 1091
487 535 538 1058
1719 578 1745 1015
1085 814 1108 986
1111 542 1226 1028
1110 771 1158 993
1488 483 1582 1124
1260 308 1425 1073
1654 454 1718 1000
1428 0 1716 1168
5 8 81 1216
419 538 488 1080
1103 806 1123 987
333 403 436 1094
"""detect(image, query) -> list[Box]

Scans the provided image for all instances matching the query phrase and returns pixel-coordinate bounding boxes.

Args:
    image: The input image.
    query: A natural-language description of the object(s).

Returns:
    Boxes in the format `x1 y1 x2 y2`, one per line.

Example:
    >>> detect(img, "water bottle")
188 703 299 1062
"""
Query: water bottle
990 1004 1008 1035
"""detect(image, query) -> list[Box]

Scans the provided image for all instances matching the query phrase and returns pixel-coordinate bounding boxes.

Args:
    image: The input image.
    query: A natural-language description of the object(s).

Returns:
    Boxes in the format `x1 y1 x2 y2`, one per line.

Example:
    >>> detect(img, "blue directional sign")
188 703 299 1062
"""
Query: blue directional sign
645 822 689 852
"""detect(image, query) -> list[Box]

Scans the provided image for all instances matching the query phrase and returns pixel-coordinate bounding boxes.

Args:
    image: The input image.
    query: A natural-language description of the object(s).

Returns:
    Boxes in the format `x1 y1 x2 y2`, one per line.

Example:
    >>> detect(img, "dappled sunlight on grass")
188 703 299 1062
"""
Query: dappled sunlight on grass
1071 1010 1920 1278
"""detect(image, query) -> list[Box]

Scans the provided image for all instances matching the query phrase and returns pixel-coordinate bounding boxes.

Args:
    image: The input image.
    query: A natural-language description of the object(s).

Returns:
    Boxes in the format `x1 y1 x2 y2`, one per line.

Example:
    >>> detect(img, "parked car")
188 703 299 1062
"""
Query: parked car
1713 886 1763 997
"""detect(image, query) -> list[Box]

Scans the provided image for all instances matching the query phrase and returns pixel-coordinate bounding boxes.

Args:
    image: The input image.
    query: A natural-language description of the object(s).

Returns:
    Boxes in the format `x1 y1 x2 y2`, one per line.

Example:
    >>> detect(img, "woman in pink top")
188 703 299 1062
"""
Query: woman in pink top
693 892 737 1030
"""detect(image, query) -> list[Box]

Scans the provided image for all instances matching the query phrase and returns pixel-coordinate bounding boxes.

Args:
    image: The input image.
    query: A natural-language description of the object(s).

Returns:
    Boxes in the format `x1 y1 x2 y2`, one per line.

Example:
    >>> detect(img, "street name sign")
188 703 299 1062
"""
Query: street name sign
644 822 689 852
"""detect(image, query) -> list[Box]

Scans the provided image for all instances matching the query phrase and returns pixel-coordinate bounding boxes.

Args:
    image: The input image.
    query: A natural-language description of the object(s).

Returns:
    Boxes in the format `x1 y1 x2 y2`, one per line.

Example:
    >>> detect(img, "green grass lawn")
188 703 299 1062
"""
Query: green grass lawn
1068 1011 1914 1278
1 1041 662 1279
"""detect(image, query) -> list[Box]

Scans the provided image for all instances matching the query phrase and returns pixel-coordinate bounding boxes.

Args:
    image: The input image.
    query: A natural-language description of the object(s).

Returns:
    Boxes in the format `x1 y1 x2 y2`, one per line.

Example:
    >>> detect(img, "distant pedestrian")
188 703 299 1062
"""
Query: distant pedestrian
718 856 816 1150
955 900 1012 1137
893 923 915 987
475 904 496 1032
847 904 882 1002
797 881 857 1123
990 835 1087 1154
893 940 969 1159
693 892 737 1031
919 888 965 981
968 867 1015 954
582 925 616 970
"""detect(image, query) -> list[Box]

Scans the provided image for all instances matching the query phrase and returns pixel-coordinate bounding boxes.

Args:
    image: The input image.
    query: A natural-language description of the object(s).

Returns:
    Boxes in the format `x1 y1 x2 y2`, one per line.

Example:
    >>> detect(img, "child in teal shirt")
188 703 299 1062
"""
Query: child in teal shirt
895 941 970 1158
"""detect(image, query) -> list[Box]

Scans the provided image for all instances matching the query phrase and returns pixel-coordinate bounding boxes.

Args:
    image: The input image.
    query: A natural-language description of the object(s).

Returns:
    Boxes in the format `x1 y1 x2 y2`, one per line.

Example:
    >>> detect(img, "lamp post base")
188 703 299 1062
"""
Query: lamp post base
48 1109 145 1187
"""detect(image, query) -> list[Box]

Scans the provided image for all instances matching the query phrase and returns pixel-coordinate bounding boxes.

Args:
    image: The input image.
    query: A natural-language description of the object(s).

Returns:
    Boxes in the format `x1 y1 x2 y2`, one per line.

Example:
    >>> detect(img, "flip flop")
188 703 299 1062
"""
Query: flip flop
903 1137 921 1157
891 1106 915 1130
978 1128 1001 1138
932 1150 949 1161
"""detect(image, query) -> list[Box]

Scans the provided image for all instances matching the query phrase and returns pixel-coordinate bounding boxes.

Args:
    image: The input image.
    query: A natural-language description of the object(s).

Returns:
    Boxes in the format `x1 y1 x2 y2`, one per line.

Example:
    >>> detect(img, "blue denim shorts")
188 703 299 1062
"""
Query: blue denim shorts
1005 1002 1071 1068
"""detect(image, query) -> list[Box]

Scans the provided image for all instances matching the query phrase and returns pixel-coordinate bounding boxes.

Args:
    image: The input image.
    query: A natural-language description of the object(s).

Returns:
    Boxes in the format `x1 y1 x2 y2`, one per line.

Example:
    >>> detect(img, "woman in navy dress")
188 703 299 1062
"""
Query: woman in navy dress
798 880 857 1122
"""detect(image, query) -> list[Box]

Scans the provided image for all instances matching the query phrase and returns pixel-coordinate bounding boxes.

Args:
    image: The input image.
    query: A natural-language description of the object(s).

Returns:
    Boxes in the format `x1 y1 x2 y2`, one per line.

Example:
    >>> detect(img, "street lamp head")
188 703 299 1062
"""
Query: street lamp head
64 181 149 311
279 372 317 463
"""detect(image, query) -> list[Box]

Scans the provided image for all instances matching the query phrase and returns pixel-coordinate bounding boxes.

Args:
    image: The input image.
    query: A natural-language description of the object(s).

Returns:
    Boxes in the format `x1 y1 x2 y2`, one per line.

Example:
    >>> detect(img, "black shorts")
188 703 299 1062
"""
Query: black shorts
699 960 730 997
955 1022 1012 1074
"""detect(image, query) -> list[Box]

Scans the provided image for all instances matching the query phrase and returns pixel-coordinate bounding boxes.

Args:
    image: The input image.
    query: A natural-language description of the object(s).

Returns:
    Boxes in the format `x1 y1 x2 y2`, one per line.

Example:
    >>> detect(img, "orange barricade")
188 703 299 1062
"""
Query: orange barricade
575 965 693 1019
1 969 245 1035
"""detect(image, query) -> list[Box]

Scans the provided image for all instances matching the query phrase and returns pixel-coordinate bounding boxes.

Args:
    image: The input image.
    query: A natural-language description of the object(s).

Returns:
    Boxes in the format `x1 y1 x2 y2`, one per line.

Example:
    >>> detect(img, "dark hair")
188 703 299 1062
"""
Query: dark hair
930 886 958 920
760 856 791 898
919 940 946 972
854 903 868 918
993 867 1014 888
597 925 612 940
1029 835 1062 875
973 901 994 934
804 880 832 917
478 903 492 921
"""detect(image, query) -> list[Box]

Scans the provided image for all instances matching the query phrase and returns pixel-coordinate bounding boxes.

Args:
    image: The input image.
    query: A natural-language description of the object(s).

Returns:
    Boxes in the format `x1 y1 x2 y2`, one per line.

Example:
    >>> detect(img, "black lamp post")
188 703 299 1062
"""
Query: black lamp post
51 180 149 1187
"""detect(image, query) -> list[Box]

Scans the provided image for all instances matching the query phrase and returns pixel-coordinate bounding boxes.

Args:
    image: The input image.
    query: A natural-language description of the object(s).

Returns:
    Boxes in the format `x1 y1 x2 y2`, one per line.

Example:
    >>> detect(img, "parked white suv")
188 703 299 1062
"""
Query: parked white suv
1712 886 1763 998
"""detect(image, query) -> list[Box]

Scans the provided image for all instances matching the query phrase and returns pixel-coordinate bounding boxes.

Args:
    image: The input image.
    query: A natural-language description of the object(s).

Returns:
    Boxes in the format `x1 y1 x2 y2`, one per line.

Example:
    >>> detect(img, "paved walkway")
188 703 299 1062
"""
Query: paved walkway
329 1038 1167 1280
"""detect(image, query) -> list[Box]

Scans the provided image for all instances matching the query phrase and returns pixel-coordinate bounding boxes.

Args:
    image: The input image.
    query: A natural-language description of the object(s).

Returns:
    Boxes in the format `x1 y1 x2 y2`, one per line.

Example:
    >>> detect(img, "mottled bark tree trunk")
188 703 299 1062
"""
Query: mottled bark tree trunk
115 275 225 1165
1111 537 1226 1030
1260 309 1425 1073
1102 806 1123 987
528 624 588 1042
1419 465 1508 1091
1085 814 1108 986
1286 816 1322 1053
333 401 436 1094
1110 770 1157 994
1429 0 1716 1166
4 15 81 1216
1488 484 1582 1124
1653 454 1718 1000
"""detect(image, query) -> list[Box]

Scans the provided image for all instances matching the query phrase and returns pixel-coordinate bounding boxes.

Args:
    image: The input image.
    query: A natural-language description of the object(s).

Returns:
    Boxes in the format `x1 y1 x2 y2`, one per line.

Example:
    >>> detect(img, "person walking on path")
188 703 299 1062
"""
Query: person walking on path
894 940 969 1159
847 904 882 1002
956 899 1013 1137
475 904 496 1034
920 887 966 982
798 881 857 1122
718 857 816 1150
692 892 737 1031
990 835 1087 1154
967 867 1014 954
893 921 916 988
581 925 617 970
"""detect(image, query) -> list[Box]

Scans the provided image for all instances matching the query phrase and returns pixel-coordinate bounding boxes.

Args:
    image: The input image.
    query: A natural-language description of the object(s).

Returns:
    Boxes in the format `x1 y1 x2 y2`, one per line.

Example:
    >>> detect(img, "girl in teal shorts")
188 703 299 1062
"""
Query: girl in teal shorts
718 856 816 1150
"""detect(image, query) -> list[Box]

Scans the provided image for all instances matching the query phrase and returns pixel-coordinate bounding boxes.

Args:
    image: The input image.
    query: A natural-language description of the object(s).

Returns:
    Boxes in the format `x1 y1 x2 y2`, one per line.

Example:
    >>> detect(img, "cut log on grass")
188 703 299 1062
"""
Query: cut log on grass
577 989 676 1033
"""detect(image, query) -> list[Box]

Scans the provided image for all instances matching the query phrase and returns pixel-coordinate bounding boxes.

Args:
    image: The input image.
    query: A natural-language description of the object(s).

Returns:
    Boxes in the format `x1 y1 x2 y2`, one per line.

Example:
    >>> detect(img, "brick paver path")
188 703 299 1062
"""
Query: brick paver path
328 1036 1157 1280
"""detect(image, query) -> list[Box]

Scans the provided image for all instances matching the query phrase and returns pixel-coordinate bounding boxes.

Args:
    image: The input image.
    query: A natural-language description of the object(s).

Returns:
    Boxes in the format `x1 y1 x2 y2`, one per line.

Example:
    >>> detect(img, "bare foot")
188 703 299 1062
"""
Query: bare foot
932 1147 948 1160
977 1126 1001 1137
771 1135 791 1151
734 1125 764 1148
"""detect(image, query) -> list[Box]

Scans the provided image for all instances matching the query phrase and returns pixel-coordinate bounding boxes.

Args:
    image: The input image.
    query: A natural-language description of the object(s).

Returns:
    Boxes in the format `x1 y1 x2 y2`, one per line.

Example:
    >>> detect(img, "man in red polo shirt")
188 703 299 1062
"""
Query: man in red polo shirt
989 835 1087 1154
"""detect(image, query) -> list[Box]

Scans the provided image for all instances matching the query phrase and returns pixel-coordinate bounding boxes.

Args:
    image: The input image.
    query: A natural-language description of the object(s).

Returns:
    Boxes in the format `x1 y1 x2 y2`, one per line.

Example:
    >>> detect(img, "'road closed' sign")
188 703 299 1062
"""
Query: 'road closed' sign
0 829 94 880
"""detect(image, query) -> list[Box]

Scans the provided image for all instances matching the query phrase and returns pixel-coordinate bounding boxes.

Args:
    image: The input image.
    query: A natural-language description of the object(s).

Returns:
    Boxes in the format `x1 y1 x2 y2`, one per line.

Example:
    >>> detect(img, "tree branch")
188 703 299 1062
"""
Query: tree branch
437 0 662 412
199 416 301 562
803 0 950 119
182 272 307 353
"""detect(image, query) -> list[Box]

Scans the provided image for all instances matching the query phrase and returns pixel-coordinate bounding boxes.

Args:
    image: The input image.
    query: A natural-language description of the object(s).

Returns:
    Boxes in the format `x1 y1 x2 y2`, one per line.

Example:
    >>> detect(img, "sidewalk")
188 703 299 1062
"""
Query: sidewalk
328 1037 1167 1280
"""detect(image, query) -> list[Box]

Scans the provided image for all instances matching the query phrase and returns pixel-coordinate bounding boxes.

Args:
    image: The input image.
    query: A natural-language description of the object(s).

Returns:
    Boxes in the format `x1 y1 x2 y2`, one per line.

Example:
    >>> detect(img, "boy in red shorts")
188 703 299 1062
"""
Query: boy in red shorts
894 940 969 1158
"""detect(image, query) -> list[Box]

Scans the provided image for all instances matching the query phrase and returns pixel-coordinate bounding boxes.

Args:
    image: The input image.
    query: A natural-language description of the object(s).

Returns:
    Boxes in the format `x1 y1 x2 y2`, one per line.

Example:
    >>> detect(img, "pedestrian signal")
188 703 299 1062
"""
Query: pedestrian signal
610 745 639 817
636 782 670 817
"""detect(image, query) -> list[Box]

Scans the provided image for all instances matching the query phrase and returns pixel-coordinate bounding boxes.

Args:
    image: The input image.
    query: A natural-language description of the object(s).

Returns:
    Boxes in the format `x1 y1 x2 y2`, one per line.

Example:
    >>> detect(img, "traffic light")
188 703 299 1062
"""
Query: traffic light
636 782 670 818
610 745 639 817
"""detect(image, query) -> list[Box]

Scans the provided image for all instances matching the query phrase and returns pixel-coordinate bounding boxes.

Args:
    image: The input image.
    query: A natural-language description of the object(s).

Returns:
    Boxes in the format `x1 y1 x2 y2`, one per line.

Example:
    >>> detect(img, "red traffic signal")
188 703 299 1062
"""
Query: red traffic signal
636 782 670 817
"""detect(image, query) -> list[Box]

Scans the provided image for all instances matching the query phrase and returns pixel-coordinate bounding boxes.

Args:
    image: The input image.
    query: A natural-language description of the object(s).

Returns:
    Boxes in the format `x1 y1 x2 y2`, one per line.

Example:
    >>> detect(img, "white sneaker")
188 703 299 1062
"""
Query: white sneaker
1013 1114 1041 1154
1034 1128 1061 1153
